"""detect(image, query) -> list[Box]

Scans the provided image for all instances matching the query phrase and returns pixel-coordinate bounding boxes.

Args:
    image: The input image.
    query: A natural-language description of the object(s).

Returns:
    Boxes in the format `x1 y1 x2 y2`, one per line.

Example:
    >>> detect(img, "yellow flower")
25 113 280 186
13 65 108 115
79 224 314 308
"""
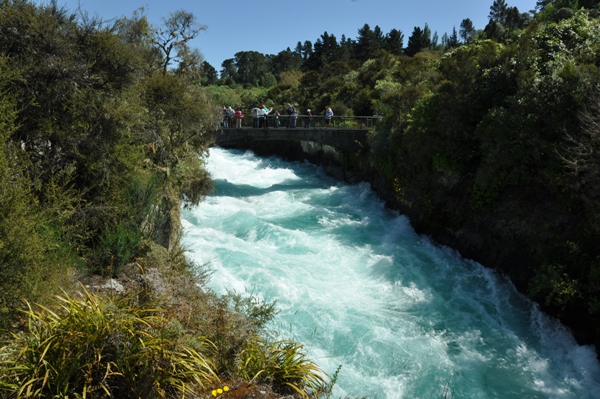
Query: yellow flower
223 386 230 392
217 388 223 394
212 390 217 397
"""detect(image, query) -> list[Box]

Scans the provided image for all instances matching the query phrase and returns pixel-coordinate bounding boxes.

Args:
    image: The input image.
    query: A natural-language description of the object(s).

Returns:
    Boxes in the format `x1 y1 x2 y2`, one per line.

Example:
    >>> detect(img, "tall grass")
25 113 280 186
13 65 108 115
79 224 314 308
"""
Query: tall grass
237 338 327 398
0 287 219 398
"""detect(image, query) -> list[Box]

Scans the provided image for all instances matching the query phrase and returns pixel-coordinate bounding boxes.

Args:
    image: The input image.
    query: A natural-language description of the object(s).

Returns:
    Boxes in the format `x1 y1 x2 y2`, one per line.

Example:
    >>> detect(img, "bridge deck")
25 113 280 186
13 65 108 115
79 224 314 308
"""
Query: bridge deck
212 127 369 152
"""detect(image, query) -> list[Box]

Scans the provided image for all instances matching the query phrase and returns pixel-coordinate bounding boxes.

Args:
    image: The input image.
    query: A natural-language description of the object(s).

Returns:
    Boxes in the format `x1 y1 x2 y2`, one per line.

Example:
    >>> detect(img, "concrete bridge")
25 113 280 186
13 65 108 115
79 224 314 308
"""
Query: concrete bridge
212 126 369 152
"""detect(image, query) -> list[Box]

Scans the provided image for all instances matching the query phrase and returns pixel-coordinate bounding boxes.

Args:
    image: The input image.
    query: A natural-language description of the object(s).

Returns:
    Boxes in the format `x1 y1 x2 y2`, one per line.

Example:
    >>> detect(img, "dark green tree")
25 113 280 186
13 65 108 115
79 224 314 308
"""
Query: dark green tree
220 58 238 82
484 20 505 41
489 0 509 24
536 0 552 9
200 61 218 85
578 0 600 8
355 24 382 62
271 48 303 76
304 32 339 71
460 18 476 43
422 23 433 49
383 28 404 55
337 34 353 62
505 7 529 31
297 40 313 60
431 31 440 50
450 26 459 48
405 27 424 57
234 51 268 86
441 32 451 49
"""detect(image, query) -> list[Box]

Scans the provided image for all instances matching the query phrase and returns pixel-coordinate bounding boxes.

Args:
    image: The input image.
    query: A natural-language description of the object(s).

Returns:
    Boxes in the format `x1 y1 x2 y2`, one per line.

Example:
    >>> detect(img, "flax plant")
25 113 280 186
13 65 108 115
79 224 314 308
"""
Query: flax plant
0 287 219 399
237 338 327 398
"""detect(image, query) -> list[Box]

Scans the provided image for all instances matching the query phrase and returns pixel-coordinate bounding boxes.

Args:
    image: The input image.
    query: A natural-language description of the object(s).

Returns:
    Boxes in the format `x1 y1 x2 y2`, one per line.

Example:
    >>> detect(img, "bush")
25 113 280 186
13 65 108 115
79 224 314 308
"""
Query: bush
0 288 219 399
89 222 145 277
237 338 327 398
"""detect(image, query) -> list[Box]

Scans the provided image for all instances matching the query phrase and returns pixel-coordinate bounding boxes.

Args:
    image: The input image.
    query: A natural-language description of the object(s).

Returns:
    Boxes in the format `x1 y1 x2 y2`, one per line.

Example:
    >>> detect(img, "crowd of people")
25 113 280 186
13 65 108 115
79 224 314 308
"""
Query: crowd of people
220 104 334 129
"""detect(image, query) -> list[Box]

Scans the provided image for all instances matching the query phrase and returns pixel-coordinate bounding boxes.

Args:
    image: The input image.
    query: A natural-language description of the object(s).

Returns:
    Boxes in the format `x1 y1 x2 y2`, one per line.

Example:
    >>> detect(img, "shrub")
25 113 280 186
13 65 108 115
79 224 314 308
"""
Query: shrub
0 288 219 399
89 221 146 277
237 338 327 398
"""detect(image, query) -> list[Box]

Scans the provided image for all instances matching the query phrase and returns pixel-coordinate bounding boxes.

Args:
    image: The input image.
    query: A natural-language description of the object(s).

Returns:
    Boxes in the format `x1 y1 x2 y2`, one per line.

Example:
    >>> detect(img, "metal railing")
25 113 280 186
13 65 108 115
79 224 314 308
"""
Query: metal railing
220 115 383 129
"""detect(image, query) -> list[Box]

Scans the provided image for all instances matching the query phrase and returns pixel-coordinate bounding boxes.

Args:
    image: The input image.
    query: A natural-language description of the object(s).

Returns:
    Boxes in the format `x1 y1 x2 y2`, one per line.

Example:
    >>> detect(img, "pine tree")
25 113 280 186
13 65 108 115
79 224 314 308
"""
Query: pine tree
422 23 432 49
384 28 404 55
449 26 459 48
489 0 508 24
405 26 424 56
355 23 381 62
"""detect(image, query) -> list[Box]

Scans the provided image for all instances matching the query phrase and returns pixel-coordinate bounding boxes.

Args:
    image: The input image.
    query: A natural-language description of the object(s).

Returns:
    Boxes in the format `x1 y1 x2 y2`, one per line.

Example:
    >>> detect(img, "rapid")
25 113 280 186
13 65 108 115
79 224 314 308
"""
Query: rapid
181 147 600 399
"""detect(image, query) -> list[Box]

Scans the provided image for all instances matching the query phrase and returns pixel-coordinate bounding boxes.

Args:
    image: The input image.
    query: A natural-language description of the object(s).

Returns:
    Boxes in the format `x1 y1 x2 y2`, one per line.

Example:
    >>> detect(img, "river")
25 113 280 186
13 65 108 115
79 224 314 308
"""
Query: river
181 147 600 399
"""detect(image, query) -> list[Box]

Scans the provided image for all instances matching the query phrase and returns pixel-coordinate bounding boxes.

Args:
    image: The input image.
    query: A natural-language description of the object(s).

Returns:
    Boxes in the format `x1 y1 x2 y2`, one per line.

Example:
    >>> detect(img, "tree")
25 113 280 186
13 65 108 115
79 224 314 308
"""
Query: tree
355 23 382 62
175 47 204 81
422 23 433 49
449 26 459 48
505 7 529 31
383 28 404 55
304 32 339 71
337 34 353 62
200 61 218 85
154 10 207 74
431 31 440 50
489 0 508 24
271 48 303 76
114 8 158 68
484 20 505 41
536 0 552 10
300 40 313 60
578 0 600 8
220 58 237 82
460 18 476 44
441 32 450 49
233 51 268 86
405 26 425 57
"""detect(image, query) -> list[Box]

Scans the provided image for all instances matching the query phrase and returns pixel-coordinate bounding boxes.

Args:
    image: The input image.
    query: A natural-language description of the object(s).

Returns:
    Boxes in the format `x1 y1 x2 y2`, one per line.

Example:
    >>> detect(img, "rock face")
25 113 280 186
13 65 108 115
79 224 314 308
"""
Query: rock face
219 140 599 355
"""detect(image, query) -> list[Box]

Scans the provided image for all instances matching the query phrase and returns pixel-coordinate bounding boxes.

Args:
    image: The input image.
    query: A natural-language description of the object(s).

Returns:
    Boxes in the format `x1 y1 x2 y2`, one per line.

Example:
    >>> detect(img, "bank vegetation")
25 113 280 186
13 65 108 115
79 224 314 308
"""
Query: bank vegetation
0 1 332 398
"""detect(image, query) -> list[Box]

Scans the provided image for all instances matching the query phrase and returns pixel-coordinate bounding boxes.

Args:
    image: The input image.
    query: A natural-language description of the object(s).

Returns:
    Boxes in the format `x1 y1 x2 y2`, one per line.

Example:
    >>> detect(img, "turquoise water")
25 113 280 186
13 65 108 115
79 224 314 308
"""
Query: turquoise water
181 148 600 399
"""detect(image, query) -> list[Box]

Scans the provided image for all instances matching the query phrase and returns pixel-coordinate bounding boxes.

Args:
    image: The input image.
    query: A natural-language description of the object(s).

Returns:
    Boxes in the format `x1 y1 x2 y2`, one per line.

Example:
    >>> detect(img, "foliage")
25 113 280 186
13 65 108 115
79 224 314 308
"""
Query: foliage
0 0 216 326
0 66 46 324
226 290 279 331
0 288 219 398
237 338 327 398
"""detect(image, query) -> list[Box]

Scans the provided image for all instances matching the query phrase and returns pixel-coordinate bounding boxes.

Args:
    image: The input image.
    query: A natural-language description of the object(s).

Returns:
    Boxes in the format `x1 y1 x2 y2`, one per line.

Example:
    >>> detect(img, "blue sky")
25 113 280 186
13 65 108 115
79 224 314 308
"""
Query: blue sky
50 0 537 70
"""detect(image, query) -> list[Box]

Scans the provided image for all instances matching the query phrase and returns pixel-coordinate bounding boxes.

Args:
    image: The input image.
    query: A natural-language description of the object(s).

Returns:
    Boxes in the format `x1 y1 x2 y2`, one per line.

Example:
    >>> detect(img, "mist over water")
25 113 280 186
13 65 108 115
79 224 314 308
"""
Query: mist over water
181 148 600 399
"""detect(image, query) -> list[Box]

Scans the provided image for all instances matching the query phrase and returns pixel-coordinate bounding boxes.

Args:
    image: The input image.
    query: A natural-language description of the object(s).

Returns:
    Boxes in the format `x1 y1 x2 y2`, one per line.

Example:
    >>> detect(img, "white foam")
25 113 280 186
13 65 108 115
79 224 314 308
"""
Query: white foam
181 148 600 399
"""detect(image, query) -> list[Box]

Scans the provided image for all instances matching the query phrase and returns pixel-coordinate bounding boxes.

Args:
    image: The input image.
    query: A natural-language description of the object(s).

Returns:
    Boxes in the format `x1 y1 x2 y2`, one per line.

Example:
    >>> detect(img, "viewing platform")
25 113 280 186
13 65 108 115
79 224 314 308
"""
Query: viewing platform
212 115 380 152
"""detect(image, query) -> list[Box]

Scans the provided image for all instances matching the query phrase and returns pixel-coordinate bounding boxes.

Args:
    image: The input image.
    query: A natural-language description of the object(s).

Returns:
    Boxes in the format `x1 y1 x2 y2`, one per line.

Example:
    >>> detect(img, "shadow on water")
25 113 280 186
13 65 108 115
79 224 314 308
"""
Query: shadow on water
212 178 328 198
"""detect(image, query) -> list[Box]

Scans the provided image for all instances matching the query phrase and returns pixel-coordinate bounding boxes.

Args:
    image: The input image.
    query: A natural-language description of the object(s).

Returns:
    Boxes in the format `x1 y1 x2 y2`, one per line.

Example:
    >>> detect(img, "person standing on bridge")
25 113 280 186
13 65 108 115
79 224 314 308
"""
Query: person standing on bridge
222 106 229 128
227 106 234 127
304 109 313 128
324 107 333 128
234 108 244 128
252 106 260 128
261 104 271 128
286 104 297 128
272 109 281 128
